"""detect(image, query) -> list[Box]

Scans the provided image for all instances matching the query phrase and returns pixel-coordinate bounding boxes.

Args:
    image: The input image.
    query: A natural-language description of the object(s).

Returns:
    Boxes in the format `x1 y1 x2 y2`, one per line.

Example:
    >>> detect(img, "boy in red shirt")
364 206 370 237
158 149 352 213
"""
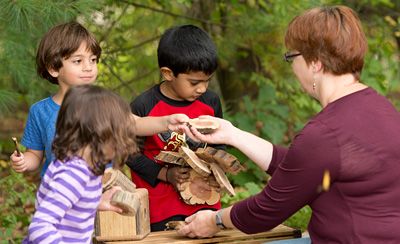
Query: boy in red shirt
127 25 224 231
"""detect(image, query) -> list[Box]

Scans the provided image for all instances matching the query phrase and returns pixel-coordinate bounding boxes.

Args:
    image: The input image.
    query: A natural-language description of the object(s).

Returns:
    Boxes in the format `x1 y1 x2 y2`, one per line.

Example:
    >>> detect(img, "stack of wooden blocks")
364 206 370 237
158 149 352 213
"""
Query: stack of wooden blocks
95 168 150 242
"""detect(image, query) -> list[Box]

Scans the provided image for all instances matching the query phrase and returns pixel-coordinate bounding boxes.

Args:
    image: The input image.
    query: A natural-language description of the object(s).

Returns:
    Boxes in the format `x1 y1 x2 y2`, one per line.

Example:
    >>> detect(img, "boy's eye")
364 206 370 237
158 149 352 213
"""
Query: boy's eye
72 59 81 64
90 57 97 63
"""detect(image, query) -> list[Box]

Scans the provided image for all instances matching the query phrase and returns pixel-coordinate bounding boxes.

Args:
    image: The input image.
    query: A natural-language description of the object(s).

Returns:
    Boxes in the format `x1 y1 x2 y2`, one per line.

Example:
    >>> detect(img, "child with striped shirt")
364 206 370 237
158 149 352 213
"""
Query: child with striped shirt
24 85 138 243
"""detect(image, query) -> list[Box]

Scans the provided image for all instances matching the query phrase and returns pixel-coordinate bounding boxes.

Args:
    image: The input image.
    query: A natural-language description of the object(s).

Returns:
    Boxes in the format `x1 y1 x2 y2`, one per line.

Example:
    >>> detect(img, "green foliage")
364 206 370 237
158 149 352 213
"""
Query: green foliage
221 182 263 207
0 168 36 242
0 0 399 237
0 0 99 109
284 206 312 232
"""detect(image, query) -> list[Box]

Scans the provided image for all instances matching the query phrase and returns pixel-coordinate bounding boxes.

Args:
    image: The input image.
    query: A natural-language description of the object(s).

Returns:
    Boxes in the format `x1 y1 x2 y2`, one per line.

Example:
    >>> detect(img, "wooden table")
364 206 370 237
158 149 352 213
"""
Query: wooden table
99 225 301 244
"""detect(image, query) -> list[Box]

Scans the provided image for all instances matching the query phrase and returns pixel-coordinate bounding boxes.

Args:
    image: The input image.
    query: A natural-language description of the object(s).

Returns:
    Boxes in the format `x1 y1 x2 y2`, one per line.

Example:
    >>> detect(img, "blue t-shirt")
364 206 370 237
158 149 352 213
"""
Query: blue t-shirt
21 96 60 177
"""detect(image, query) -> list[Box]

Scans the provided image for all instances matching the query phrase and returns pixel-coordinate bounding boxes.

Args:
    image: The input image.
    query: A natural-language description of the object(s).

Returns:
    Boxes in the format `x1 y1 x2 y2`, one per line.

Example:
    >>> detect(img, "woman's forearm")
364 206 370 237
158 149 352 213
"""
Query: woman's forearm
228 127 273 171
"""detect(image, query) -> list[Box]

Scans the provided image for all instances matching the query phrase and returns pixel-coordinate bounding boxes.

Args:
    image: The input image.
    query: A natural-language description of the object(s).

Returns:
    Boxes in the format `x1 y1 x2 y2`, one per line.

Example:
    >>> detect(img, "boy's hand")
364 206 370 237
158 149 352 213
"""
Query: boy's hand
167 166 190 191
167 114 189 132
10 151 27 173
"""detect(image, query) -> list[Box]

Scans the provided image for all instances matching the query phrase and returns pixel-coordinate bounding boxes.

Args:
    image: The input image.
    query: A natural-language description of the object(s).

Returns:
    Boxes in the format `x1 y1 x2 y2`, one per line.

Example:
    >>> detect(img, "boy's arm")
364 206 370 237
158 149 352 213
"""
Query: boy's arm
126 154 166 187
10 149 43 172
132 114 189 136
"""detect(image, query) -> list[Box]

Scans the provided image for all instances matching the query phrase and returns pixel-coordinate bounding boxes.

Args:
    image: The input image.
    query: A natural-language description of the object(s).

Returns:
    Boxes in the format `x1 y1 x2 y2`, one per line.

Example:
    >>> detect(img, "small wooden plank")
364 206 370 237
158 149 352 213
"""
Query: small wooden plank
102 225 301 244
195 147 218 164
155 151 186 166
210 163 235 196
179 147 211 177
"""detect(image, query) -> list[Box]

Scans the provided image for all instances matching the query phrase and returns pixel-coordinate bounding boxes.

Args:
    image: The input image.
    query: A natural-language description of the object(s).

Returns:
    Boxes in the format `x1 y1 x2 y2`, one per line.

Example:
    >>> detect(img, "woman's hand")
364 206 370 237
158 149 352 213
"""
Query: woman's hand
177 210 220 238
180 116 237 146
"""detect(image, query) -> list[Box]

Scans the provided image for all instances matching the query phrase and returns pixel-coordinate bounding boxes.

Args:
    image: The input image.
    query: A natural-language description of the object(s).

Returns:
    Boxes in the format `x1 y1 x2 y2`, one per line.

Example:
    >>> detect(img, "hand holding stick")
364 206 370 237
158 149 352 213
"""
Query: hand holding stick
12 137 21 157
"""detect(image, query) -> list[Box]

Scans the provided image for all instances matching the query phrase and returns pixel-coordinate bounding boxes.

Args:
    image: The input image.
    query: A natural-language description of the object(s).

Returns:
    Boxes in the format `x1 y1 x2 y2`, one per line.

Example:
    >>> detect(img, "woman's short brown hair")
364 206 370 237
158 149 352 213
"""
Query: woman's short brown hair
52 85 137 175
285 5 367 80
36 21 101 84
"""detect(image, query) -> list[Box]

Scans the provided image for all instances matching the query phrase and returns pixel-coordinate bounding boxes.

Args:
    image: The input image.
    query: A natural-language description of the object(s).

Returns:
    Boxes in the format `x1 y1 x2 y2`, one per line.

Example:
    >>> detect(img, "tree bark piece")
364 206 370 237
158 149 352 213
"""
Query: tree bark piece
154 151 186 166
179 169 220 205
213 149 245 175
210 163 235 196
110 190 140 216
195 147 218 164
179 147 211 177
187 118 219 134
102 168 136 193
165 221 186 230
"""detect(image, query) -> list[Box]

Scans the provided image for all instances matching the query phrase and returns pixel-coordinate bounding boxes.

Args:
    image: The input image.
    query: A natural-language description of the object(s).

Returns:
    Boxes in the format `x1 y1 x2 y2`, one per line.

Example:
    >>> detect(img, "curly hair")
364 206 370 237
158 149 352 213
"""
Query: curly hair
52 85 137 175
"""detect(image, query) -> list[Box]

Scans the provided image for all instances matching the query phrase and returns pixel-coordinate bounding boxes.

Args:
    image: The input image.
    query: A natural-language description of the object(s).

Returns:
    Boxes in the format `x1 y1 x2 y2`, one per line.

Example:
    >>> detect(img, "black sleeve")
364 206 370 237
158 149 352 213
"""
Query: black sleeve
127 90 163 187
126 154 162 187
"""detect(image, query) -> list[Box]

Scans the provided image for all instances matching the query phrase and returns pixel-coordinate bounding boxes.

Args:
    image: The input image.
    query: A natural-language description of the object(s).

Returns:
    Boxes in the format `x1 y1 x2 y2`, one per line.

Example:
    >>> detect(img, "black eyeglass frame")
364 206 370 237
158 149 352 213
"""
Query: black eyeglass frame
284 52 301 62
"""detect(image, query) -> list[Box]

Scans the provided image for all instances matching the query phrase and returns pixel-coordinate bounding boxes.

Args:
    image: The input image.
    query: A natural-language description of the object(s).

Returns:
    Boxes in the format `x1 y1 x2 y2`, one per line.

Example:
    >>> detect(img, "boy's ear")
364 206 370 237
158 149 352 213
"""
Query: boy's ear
48 68 59 78
160 67 174 81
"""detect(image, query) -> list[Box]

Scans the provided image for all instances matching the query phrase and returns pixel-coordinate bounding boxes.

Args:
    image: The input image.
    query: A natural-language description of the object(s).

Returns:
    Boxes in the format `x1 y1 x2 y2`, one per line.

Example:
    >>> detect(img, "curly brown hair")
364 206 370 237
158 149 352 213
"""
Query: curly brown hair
52 85 137 175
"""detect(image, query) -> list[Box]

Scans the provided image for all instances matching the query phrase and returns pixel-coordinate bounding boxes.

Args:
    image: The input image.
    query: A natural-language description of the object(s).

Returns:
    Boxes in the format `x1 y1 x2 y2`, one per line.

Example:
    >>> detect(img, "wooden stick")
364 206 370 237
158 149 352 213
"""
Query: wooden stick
12 137 21 156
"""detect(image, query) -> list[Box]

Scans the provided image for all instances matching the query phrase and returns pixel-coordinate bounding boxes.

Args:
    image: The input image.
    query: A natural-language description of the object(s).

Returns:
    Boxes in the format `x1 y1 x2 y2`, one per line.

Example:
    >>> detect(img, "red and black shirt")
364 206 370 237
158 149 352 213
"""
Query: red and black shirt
127 83 223 223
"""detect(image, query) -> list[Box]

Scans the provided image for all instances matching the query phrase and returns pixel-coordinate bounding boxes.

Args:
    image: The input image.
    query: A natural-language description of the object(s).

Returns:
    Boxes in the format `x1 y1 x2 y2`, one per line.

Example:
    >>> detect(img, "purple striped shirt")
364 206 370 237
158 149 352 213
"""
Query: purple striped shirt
24 157 102 243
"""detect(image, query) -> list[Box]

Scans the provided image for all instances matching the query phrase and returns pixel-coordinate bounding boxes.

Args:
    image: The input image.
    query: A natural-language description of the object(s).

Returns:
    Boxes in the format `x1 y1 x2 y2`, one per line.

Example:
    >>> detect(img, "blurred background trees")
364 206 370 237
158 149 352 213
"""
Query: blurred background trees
0 0 399 241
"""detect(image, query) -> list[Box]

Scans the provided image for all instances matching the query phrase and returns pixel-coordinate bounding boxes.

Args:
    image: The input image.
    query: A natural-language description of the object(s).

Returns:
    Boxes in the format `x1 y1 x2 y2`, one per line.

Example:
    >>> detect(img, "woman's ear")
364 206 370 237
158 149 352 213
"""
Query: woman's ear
160 67 174 81
311 60 323 73
48 68 59 78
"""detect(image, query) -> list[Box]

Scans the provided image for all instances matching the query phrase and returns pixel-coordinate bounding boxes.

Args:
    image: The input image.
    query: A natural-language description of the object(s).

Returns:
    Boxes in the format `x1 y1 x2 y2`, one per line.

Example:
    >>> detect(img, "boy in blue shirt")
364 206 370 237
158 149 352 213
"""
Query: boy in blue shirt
10 21 188 180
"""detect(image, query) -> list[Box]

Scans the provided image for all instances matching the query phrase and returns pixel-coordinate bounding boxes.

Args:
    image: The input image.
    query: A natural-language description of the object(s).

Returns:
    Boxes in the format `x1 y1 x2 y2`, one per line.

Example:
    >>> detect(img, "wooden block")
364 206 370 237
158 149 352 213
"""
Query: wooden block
95 188 150 241
102 168 136 193
110 190 140 216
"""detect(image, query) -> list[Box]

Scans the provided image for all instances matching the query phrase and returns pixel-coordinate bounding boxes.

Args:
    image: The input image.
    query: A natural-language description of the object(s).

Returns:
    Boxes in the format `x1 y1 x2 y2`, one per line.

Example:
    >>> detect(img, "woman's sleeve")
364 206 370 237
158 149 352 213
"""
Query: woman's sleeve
230 121 340 233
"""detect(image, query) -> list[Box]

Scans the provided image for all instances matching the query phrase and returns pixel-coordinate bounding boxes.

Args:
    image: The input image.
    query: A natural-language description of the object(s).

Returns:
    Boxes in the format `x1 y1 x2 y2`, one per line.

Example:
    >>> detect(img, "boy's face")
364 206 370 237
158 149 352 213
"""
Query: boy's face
162 70 213 102
49 42 98 88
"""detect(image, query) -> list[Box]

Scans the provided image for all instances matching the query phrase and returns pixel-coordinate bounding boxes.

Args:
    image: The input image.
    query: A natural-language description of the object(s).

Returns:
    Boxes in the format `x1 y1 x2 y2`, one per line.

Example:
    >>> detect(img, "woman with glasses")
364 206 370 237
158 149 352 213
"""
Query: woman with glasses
177 5 400 244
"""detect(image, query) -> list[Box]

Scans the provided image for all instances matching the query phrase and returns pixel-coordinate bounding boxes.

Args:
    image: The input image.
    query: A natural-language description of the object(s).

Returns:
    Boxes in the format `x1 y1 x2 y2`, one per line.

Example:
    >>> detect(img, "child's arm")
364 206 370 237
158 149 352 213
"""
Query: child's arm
10 149 43 172
132 114 189 136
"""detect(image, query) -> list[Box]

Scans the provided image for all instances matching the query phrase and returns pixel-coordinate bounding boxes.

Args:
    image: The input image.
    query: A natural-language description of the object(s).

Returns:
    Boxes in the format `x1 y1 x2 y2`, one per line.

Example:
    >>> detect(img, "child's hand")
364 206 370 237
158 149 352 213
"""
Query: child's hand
167 166 190 191
10 151 27 173
167 114 189 132
98 186 123 213
180 116 236 145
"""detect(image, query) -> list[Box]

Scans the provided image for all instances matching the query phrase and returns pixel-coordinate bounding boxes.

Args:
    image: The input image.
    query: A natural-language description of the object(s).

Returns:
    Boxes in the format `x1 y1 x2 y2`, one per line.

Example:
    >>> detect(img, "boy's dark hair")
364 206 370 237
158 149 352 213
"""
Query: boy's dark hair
157 24 218 76
36 21 101 84
52 85 137 175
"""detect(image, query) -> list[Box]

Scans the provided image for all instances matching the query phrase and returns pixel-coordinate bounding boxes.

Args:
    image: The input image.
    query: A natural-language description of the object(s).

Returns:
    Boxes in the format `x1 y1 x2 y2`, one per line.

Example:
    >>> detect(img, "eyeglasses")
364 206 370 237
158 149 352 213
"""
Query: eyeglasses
284 52 301 63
